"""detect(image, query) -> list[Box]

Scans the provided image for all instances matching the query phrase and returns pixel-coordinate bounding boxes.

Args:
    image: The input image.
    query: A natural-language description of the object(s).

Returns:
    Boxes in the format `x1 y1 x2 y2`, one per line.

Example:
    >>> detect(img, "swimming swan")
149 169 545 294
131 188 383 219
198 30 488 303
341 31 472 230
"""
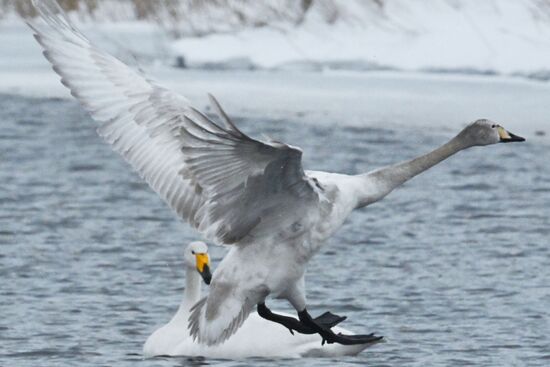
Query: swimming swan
29 0 525 348
144 241 376 358
143 241 211 357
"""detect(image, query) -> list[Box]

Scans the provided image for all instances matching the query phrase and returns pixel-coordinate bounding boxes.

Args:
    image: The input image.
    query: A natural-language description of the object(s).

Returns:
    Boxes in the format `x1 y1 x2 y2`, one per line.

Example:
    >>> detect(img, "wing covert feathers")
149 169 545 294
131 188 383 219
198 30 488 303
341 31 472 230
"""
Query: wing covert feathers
29 0 319 246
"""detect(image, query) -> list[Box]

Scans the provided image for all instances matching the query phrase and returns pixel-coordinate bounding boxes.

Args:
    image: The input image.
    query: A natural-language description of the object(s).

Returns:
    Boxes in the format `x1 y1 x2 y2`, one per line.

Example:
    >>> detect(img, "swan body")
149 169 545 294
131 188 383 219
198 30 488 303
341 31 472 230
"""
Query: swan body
29 0 526 349
172 313 371 358
148 313 371 358
144 242 374 358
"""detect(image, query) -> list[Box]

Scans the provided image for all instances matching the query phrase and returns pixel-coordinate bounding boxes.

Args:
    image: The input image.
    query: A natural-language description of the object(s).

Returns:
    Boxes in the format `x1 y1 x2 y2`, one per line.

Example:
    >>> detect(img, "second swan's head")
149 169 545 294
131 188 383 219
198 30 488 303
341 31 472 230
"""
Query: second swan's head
459 119 525 146
185 241 212 285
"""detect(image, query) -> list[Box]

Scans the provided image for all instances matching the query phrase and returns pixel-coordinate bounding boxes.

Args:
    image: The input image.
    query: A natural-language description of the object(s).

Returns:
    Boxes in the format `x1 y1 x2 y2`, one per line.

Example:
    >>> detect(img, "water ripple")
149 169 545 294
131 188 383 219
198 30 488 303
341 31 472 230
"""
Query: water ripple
1 93 549 367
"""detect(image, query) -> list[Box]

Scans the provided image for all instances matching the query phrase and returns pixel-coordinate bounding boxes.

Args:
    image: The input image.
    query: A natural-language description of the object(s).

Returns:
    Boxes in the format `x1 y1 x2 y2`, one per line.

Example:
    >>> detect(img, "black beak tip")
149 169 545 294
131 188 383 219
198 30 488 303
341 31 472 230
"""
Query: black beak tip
502 132 526 143
201 264 212 285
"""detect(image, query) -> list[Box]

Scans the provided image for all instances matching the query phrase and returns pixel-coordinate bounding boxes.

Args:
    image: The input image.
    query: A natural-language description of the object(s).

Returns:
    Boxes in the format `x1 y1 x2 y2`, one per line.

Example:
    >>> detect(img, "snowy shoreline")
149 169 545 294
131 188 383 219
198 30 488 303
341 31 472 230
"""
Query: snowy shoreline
3 0 550 82
165 0 550 81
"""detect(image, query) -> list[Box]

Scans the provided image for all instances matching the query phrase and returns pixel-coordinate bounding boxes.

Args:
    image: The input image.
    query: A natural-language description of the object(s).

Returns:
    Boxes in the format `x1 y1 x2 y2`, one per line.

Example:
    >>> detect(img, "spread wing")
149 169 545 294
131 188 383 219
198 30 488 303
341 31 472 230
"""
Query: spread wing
28 0 321 245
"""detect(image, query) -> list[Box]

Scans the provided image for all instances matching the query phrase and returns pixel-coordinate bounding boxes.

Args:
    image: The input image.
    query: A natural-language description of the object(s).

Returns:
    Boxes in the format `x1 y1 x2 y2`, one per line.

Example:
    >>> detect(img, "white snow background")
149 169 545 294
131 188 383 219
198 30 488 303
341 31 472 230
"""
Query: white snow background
0 0 548 139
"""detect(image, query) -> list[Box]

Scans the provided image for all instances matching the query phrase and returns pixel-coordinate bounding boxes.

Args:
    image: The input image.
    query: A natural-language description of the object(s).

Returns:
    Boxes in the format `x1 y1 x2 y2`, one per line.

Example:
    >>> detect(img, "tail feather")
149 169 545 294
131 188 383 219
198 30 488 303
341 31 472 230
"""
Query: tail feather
188 297 207 342
218 299 253 343
188 293 254 346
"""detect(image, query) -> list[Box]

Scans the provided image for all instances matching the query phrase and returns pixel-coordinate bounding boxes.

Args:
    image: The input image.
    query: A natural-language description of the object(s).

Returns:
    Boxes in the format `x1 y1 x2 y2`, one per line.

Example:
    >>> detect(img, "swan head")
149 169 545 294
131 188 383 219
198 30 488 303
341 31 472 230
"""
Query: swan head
459 119 525 146
185 241 212 285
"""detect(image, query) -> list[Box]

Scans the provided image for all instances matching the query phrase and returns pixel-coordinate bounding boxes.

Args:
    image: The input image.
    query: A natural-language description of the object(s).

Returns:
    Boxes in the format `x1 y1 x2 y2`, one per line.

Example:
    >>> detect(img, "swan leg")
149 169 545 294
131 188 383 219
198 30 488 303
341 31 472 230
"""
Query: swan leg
257 303 346 335
298 308 384 346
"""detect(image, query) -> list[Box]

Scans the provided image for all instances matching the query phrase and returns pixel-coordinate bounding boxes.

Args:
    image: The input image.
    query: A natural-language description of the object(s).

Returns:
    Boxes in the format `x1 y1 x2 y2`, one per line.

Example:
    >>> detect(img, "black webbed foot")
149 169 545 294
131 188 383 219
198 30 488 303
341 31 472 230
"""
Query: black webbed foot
298 308 383 346
326 332 383 345
312 311 347 329
257 304 346 335
257 303 382 345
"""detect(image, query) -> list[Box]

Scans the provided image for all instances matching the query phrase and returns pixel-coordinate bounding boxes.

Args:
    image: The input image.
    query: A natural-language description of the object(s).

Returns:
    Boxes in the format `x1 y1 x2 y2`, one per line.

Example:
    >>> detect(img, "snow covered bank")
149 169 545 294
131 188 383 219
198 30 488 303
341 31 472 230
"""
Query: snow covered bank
3 0 550 79
170 0 550 80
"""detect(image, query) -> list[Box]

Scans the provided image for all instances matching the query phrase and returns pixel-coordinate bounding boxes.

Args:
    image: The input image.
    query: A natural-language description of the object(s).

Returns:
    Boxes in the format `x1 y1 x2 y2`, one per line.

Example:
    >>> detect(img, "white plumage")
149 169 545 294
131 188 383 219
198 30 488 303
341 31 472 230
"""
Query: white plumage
144 242 374 358
29 0 525 349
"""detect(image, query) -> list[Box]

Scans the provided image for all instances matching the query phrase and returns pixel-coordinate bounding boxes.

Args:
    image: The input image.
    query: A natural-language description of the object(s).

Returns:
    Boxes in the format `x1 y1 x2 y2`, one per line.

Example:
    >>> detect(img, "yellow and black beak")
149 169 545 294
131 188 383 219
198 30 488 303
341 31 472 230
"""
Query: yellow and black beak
498 126 525 143
195 253 212 285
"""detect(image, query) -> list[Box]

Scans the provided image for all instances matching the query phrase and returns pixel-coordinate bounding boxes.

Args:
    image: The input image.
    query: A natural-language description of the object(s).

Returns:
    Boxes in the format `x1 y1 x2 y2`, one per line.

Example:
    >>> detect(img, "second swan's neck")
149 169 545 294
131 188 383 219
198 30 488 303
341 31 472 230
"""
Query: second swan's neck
357 135 470 207
178 266 202 316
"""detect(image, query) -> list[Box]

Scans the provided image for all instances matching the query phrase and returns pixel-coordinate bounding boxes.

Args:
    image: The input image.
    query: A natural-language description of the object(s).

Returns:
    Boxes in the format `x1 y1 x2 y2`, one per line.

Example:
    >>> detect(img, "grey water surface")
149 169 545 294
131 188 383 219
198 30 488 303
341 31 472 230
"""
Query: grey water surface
1 87 549 367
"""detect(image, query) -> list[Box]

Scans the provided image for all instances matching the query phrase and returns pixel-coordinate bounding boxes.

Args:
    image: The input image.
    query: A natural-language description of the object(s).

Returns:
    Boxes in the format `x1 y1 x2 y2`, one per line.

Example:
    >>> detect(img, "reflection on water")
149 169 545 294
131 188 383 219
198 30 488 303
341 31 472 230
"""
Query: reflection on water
1 92 549 367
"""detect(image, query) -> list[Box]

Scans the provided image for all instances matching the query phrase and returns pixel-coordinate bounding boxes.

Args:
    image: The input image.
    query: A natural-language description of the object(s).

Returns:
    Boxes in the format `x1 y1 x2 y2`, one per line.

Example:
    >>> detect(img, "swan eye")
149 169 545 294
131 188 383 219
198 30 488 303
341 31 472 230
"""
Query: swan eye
491 124 496 128
191 250 195 255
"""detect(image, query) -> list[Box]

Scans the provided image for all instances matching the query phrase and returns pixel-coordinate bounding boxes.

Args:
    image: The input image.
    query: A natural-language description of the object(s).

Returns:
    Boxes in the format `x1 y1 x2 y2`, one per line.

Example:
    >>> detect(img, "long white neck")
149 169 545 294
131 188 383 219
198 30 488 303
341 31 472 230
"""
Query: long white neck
356 134 470 208
176 265 202 317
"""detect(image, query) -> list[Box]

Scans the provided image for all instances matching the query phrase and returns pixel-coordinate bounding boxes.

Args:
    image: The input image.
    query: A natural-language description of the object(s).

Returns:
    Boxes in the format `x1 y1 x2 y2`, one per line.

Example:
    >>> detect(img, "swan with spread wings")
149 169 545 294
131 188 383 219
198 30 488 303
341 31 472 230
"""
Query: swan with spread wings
28 0 525 347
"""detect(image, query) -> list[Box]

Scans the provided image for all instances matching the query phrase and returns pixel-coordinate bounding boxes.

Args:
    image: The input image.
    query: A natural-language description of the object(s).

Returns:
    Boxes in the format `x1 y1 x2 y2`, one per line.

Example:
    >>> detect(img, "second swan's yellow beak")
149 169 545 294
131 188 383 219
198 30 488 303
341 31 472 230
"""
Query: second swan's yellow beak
195 253 212 285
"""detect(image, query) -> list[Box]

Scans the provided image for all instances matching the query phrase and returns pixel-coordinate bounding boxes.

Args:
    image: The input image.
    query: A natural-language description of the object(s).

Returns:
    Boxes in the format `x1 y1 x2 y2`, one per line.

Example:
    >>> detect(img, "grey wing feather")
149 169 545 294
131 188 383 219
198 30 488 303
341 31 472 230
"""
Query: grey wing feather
188 294 254 345
28 0 320 245
207 94 246 137
188 297 207 342
179 110 320 244
218 299 254 344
